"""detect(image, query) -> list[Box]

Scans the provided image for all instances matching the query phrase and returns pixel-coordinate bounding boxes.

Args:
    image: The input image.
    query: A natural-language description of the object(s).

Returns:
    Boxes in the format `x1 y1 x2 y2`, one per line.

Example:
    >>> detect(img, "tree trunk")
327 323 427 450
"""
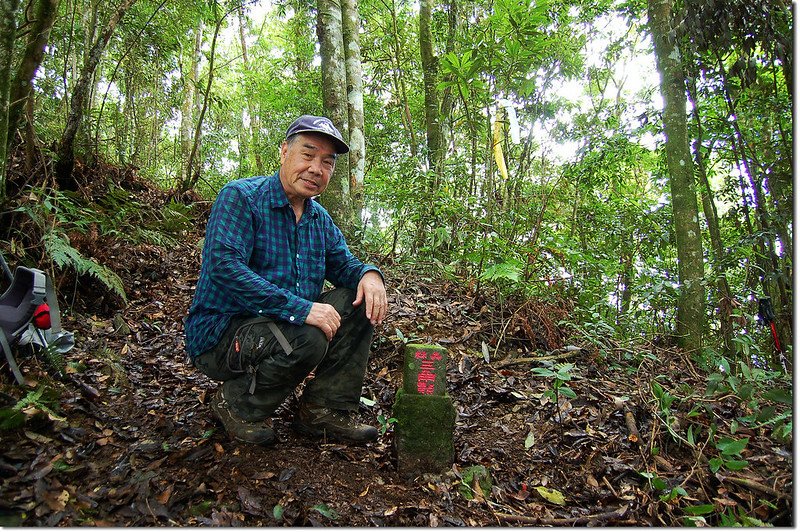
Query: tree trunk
342 0 365 216
184 3 224 193
686 73 734 357
419 0 443 181
55 0 137 191
120 65 133 164
237 7 263 175
0 0 20 205
647 0 705 352
317 0 353 232
6 0 59 152
179 21 202 187
388 0 416 157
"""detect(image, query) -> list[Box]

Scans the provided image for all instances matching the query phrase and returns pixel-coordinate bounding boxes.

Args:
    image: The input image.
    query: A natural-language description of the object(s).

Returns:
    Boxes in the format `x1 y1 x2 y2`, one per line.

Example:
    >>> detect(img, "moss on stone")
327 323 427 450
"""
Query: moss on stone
392 389 457 478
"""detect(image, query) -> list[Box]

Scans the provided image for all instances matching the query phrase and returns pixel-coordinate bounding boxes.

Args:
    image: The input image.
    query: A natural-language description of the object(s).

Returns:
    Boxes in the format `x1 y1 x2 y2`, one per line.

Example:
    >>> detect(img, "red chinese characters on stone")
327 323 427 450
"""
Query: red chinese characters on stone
415 350 442 395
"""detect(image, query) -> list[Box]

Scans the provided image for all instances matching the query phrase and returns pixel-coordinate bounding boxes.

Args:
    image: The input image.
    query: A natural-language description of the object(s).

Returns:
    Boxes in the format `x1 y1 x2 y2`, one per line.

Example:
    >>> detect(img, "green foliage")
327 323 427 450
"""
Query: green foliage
650 379 684 442
708 436 749 473
377 414 397 435
272 504 284 520
704 356 792 444
10 185 196 304
0 408 25 430
718 507 771 527
457 465 492 500
532 361 578 426
43 232 127 303
38 342 66 374
0 387 65 431
531 361 578 399
639 471 687 502
479 260 523 284
311 503 339 520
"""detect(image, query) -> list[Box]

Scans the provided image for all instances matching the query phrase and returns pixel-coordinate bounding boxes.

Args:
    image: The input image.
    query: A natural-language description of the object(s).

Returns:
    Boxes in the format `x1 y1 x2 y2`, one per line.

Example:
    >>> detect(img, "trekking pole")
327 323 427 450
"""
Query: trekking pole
757 297 786 371
0 250 12 284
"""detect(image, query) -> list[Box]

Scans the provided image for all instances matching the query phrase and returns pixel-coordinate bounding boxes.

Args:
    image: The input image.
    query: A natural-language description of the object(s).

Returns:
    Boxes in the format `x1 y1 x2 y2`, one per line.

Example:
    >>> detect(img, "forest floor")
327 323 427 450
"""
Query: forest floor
0 183 793 526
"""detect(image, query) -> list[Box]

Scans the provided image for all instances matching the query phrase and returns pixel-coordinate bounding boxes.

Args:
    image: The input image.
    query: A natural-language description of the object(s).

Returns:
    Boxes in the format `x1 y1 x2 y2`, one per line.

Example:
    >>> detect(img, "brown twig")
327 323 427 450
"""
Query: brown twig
496 505 628 525
494 349 581 368
624 410 641 445
721 475 792 502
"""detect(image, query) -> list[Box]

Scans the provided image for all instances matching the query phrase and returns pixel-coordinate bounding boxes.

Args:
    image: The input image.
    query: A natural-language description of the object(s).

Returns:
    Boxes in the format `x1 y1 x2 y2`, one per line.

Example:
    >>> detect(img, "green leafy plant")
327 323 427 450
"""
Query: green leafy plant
719 506 771 527
457 465 492 500
650 380 681 441
38 341 66 374
0 387 65 430
708 436 749 473
272 504 284 520
0 407 25 430
377 414 397 435
311 503 339 520
706 357 792 444
639 471 687 502
531 361 578 417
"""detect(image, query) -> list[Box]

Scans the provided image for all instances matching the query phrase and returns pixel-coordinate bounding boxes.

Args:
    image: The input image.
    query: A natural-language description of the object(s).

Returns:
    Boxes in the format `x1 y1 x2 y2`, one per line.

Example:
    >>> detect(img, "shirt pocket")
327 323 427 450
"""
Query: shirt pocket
303 241 327 283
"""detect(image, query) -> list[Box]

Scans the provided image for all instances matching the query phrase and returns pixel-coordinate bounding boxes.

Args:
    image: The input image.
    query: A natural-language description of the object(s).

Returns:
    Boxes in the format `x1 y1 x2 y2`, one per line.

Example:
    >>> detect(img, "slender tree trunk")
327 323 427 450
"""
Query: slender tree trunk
317 0 352 231
120 65 133 164
184 3 224 193
80 0 99 159
55 0 137 190
647 0 705 351
388 0 416 157
237 7 263 174
341 0 365 217
438 0 457 159
685 73 734 356
0 0 20 205
178 21 201 187
6 0 59 152
419 0 443 182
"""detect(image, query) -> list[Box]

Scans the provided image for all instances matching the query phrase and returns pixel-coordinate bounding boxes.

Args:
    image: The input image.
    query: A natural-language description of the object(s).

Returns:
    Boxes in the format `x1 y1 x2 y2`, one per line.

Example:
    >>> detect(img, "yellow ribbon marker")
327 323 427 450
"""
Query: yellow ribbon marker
493 113 509 181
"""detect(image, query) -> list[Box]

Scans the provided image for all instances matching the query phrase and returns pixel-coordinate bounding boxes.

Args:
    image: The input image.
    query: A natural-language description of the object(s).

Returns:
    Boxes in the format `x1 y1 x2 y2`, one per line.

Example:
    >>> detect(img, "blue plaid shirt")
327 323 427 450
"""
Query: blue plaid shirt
184 172 381 359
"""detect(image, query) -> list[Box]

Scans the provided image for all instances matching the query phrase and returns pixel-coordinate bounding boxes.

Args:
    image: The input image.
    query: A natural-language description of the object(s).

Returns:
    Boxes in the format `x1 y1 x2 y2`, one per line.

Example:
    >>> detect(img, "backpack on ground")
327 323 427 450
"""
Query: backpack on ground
0 251 74 385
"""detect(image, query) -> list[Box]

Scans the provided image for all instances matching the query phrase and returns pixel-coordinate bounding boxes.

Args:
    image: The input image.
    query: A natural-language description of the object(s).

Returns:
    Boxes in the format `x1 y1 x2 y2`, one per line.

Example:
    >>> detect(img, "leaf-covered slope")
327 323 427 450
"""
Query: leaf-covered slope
0 227 792 527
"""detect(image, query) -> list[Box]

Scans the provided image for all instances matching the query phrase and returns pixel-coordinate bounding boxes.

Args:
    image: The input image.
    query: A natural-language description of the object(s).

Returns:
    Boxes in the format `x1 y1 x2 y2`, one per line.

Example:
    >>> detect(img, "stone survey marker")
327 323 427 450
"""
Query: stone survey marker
393 344 457 478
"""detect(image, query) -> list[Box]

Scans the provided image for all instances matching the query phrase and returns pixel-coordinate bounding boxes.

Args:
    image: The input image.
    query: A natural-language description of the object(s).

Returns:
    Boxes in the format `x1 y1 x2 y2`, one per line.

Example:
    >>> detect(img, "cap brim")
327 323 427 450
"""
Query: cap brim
289 128 350 154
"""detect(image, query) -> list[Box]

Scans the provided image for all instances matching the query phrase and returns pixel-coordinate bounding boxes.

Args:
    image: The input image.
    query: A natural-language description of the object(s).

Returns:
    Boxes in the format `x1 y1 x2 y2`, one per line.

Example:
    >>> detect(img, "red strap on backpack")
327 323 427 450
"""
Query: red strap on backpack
33 303 51 329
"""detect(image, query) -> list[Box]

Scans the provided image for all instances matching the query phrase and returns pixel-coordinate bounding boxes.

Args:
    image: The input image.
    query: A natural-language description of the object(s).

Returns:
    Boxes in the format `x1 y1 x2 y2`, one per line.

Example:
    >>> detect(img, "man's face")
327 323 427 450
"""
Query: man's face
279 133 337 203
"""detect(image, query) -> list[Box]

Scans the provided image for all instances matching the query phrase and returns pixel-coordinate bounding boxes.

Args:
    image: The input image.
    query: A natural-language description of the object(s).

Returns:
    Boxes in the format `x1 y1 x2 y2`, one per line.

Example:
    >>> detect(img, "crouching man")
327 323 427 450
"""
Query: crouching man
185 115 387 446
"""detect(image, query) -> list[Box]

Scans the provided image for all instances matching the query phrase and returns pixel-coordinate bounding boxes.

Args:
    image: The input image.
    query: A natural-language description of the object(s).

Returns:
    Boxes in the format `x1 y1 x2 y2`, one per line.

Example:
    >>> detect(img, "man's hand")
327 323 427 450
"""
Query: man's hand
354 271 387 326
305 302 341 341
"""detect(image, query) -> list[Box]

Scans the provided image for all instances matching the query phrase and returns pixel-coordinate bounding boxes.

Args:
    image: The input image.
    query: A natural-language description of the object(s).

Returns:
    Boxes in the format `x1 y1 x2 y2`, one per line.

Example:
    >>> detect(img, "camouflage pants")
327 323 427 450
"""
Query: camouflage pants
194 288 374 422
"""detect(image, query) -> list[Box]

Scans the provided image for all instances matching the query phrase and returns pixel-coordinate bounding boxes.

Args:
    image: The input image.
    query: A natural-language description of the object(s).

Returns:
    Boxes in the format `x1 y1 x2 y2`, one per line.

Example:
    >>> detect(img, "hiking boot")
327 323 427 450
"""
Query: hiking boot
210 389 275 446
293 402 378 443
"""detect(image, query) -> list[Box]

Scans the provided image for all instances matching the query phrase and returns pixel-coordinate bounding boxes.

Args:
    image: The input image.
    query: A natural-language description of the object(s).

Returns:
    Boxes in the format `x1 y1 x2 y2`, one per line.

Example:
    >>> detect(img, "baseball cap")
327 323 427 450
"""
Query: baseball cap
285 115 350 154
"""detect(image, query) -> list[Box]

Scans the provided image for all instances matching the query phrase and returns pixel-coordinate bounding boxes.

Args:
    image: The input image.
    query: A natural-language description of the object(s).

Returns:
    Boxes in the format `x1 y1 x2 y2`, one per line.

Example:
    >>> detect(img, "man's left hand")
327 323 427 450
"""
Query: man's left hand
354 271 387 326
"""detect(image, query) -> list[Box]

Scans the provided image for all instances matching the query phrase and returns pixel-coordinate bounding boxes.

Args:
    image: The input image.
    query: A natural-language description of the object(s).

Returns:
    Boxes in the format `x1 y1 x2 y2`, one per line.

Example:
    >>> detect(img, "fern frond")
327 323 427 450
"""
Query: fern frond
136 228 178 247
43 232 128 303
40 343 65 373
753 409 792 429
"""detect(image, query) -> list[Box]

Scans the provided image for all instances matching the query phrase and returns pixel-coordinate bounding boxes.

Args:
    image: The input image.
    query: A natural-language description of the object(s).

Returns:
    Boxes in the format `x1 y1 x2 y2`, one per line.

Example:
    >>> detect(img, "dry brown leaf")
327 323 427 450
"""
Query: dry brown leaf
156 485 173 505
